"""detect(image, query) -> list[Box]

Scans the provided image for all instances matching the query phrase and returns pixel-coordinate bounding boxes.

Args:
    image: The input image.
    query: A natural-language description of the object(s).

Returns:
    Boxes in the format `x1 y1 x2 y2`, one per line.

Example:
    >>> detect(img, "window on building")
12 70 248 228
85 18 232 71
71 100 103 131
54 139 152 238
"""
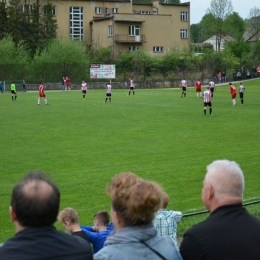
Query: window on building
21 4 33 15
105 8 109 14
108 26 113 37
140 11 150 14
70 7 83 40
153 11 157 14
112 8 118 14
129 46 139 51
129 25 140 36
180 11 188 21
108 46 114 51
153 46 163 52
180 29 188 39
44 5 56 16
95 7 101 14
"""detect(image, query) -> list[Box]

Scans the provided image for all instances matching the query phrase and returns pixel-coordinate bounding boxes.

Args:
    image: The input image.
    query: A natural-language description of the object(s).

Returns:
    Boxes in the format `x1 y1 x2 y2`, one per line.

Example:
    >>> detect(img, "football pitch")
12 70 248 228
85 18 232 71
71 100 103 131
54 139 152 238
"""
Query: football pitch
0 80 260 241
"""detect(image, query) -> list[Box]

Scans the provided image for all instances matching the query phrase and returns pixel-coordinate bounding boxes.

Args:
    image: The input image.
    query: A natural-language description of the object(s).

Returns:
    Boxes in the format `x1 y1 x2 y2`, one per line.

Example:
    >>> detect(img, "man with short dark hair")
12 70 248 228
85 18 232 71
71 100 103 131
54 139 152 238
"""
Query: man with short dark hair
180 160 260 260
0 171 93 260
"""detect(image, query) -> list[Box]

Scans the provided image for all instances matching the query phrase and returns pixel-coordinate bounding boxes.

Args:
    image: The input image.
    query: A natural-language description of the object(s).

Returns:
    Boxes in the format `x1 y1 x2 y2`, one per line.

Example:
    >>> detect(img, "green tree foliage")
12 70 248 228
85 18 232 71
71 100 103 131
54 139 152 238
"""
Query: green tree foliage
225 35 250 67
0 35 29 79
0 0 8 39
224 12 245 39
190 24 200 43
31 39 89 82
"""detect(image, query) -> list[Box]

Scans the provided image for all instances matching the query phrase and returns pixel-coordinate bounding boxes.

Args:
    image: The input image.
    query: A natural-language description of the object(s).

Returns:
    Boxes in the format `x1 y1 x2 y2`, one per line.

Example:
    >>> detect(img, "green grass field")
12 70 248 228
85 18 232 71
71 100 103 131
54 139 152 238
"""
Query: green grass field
0 80 260 242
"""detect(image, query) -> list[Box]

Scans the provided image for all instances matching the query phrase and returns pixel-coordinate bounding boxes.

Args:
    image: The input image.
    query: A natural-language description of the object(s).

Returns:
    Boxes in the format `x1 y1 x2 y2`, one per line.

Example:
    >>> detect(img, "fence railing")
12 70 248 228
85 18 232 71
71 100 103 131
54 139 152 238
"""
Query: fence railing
177 200 260 245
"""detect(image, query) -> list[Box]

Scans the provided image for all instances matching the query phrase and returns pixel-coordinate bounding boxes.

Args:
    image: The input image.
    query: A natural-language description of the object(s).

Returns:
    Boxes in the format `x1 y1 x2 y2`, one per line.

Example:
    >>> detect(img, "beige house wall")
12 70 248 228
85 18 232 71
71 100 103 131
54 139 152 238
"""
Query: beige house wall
38 0 189 55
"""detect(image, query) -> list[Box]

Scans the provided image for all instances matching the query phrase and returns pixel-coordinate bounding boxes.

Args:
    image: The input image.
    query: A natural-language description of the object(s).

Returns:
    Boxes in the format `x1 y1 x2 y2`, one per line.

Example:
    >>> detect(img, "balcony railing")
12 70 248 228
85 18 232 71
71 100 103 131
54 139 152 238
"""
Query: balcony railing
114 34 146 43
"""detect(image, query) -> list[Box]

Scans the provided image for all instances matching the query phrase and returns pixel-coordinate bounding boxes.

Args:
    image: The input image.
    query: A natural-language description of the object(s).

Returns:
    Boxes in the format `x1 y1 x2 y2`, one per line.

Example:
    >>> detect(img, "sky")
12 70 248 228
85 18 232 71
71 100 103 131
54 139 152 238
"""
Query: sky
190 0 260 24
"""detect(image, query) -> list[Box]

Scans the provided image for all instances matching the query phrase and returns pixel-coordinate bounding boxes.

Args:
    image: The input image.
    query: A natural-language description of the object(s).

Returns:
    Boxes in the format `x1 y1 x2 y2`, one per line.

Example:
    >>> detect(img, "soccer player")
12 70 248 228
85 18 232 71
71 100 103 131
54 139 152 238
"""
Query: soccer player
38 82 49 105
203 86 212 116
65 76 71 90
208 80 215 97
195 79 202 98
11 81 17 101
229 82 237 106
239 82 245 105
104 80 112 103
181 78 187 97
128 77 135 96
81 80 87 100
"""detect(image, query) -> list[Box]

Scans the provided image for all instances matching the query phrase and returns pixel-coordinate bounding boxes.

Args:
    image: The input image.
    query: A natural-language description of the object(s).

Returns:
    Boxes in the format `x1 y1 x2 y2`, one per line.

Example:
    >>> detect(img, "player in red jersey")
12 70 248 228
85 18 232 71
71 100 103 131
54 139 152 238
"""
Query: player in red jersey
195 79 202 98
65 76 71 90
229 82 236 106
38 83 49 105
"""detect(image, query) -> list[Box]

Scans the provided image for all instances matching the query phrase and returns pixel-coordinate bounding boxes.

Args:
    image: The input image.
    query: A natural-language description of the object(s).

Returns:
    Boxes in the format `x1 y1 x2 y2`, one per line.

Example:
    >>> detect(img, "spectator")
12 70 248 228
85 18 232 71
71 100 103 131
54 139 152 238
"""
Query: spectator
241 67 245 80
236 71 241 81
0 171 93 260
94 172 182 260
62 77 65 91
58 207 90 243
257 66 260 77
65 76 71 90
0 81 3 93
22 80 26 92
222 71 226 83
246 70 251 79
217 72 222 83
180 160 260 260
252 67 257 78
153 192 182 246
233 71 237 81
81 210 112 254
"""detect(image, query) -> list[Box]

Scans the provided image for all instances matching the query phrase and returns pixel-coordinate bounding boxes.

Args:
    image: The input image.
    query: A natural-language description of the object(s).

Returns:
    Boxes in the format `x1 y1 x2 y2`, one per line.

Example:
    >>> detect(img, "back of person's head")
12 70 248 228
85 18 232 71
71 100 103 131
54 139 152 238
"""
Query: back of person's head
206 160 244 198
58 207 79 225
107 172 164 227
162 192 169 208
11 171 60 227
94 210 110 226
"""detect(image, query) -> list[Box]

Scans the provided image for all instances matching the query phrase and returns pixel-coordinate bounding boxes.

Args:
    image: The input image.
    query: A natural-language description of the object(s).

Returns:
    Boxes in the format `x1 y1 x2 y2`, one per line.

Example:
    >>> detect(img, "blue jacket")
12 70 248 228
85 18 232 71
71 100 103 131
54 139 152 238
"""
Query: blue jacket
93 223 182 260
81 225 113 254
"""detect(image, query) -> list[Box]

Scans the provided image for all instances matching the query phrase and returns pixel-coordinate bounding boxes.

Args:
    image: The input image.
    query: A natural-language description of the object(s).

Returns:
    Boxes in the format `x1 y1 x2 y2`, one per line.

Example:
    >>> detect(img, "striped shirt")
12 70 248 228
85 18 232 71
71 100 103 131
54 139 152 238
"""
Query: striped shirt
203 89 212 102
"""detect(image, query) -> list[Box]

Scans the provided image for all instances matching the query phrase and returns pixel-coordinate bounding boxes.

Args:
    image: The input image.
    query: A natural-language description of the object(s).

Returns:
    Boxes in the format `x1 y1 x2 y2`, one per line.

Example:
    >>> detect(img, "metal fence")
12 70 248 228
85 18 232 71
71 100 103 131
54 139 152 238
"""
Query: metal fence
177 200 260 245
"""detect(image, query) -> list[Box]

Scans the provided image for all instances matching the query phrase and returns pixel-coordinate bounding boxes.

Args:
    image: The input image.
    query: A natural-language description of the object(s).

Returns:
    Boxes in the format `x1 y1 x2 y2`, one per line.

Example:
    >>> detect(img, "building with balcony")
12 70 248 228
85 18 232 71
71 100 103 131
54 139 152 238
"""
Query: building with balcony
50 0 190 56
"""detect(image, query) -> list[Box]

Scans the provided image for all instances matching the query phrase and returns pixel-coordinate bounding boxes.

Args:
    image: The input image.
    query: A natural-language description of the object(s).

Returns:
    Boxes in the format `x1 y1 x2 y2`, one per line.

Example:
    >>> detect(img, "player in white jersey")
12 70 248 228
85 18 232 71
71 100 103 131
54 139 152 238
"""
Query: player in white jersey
128 77 135 96
181 79 187 97
239 82 245 105
208 80 215 97
104 79 112 103
81 81 87 100
203 87 212 116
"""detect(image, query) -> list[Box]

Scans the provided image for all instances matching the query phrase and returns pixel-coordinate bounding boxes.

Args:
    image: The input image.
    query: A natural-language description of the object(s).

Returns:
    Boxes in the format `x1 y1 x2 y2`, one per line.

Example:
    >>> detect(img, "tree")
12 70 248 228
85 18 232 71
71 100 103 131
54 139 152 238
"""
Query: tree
247 7 260 41
0 0 8 39
225 12 246 39
225 35 250 67
207 0 233 51
0 35 29 79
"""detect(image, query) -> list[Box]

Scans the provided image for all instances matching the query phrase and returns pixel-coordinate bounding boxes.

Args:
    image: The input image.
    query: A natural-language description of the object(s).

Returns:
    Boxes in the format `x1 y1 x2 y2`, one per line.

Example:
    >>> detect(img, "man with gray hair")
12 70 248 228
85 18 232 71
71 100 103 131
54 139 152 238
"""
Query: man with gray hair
180 159 260 260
